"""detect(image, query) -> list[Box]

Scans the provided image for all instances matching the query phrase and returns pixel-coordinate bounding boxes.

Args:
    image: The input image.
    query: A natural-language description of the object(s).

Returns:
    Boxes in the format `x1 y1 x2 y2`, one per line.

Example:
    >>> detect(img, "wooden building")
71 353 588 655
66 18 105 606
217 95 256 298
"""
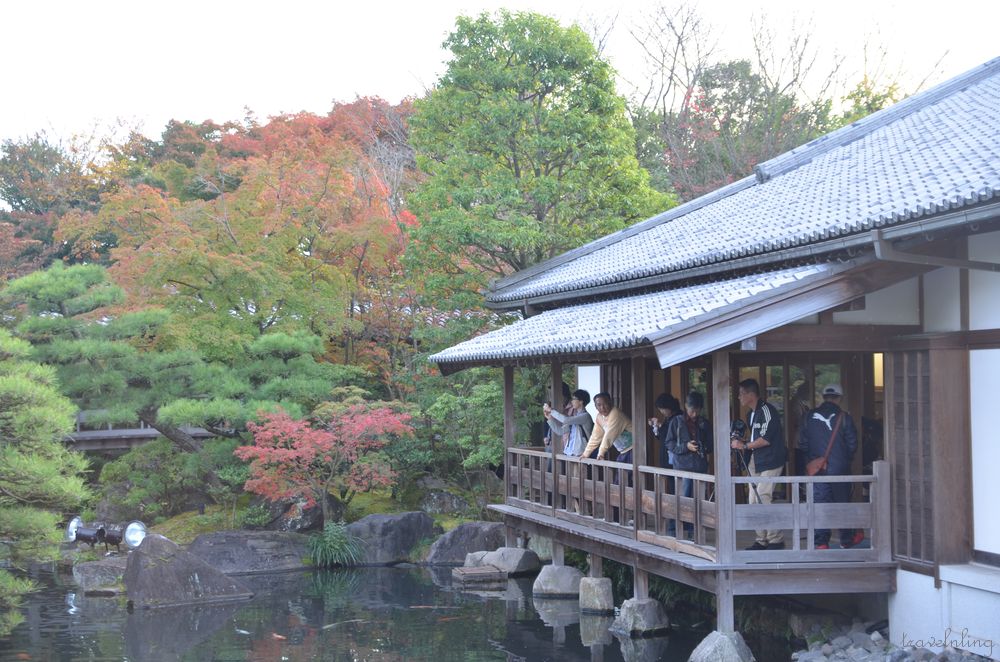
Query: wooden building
431 57 1000 658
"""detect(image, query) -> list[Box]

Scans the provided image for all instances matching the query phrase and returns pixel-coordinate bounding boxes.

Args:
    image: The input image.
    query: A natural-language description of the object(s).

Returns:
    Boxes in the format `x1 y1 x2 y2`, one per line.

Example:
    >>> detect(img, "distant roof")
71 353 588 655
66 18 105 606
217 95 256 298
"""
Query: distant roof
431 262 876 373
488 57 1000 308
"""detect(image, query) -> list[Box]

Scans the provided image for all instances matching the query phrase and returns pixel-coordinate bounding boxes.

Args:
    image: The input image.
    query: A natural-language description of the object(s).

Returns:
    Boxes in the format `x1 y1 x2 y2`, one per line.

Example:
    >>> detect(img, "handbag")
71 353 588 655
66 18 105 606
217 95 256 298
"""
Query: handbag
806 412 844 476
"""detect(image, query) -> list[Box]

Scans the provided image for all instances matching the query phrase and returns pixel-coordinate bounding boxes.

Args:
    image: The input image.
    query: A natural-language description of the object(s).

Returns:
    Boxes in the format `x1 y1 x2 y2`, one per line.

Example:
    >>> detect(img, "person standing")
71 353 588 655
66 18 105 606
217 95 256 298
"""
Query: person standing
666 391 713 538
798 383 863 549
544 390 594 458
649 393 682 469
730 378 786 550
584 392 633 463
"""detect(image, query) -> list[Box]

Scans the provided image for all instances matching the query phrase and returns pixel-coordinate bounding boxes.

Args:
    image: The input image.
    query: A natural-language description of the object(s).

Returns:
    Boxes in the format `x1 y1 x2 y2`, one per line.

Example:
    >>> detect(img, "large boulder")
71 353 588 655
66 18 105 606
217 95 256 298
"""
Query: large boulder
263 496 343 533
425 522 504 566
188 531 309 574
124 534 253 608
419 490 471 515
73 555 128 591
688 630 756 662
464 547 541 576
532 564 583 598
609 598 670 637
346 512 436 565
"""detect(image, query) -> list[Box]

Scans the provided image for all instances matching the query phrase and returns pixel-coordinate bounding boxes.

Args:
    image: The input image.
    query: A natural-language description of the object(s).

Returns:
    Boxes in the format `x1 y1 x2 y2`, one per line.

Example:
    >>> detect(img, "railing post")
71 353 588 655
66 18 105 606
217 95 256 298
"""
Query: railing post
631 356 647 537
504 366 515 504
873 460 892 562
712 350 735 564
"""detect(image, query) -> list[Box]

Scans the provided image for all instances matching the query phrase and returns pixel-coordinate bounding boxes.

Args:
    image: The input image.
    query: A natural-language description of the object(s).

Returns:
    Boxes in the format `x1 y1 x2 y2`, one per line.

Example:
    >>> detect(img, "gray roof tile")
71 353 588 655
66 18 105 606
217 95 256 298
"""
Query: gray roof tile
490 58 1000 305
430 263 834 366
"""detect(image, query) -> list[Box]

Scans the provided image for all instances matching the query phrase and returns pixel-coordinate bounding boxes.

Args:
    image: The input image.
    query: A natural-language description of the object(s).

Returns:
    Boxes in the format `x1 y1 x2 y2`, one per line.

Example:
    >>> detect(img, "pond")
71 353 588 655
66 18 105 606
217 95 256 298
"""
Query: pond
0 565 706 661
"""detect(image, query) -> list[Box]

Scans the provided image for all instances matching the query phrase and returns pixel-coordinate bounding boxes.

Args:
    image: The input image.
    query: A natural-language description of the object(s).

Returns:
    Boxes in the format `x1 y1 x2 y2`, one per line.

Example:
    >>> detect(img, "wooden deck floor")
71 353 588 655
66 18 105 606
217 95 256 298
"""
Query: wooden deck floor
491 503 897 596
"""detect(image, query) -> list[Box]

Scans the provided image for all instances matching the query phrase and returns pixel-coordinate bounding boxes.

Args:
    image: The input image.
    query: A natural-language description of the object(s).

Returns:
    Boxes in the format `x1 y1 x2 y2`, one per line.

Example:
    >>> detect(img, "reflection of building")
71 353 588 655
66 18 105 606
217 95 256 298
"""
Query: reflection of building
432 58 1000 658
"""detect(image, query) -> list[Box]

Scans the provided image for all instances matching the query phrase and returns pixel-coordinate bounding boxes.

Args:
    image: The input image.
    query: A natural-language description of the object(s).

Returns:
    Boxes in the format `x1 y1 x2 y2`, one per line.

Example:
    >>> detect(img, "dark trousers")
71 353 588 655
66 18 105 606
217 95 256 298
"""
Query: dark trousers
814 477 854 546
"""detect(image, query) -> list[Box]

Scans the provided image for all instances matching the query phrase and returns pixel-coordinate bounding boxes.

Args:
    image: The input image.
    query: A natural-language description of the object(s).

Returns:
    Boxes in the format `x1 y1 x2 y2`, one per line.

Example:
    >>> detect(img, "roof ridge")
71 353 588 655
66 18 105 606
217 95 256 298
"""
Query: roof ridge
489 175 757 296
754 56 1000 183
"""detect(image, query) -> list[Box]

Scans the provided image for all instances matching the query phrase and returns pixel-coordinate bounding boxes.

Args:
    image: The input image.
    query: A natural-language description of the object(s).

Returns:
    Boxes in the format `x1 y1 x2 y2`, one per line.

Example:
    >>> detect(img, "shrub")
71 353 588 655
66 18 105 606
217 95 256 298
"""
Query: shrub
306 521 365 567
239 503 273 529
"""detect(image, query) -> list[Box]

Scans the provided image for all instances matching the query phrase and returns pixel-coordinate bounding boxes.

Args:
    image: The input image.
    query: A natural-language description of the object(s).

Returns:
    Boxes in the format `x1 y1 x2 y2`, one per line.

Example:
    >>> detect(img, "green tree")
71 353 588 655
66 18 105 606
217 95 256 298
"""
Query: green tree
407 11 671 306
1 263 375 454
0 328 89 635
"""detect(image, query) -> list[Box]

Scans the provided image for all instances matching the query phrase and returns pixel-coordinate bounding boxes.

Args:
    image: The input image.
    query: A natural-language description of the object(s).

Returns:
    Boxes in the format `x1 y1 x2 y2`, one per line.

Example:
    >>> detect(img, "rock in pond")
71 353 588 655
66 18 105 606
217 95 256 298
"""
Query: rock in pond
425 521 504 566
532 564 583 598
73 554 128 592
346 511 436 565
688 630 756 662
609 597 670 637
464 547 541 576
188 531 309 575
124 534 253 608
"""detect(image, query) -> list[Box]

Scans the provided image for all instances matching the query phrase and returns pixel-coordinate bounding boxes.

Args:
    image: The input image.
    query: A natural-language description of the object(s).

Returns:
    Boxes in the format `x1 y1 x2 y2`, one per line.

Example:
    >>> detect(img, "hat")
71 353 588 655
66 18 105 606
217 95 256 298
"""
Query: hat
822 383 844 397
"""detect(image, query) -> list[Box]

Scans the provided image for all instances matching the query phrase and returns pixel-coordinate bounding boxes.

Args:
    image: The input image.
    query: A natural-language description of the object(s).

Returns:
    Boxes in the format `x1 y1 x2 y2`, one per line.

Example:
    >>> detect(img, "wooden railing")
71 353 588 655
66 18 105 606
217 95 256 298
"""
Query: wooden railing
506 448 891 566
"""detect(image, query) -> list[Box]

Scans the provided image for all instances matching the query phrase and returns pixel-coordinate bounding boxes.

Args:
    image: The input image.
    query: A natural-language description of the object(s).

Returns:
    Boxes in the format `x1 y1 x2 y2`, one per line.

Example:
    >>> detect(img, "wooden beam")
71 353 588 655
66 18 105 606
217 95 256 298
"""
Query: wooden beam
750 324 920 352
551 359 562 516
504 366 515 504
634 568 649 600
631 356 648 539
713 350 735 564
930 349 972 566
589 554 603 578
552 542 565 566
717 570 735 633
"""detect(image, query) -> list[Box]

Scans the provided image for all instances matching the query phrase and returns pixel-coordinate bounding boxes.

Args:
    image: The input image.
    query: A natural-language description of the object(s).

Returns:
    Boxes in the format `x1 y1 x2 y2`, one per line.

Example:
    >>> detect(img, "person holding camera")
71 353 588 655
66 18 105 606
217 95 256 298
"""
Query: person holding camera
798 383 862 549
543 389 594 458
730 378 786 550
664 391 713 539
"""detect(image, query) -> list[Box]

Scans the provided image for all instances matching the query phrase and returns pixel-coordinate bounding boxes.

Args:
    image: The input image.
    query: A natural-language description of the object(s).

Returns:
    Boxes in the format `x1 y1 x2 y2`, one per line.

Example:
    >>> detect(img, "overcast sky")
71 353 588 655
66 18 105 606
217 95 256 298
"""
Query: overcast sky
2 0 997 144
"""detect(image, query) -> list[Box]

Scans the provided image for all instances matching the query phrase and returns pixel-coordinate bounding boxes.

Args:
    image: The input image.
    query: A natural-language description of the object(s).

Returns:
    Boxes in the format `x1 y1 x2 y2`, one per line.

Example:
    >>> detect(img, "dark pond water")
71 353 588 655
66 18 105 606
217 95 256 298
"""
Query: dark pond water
0 565 706 661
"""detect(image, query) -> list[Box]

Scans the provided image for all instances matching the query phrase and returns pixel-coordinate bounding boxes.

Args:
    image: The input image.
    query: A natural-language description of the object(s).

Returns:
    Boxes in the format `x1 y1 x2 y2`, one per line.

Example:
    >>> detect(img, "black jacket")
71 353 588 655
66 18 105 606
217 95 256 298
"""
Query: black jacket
666 414 713 473
743 401 786 472
797 402 858 474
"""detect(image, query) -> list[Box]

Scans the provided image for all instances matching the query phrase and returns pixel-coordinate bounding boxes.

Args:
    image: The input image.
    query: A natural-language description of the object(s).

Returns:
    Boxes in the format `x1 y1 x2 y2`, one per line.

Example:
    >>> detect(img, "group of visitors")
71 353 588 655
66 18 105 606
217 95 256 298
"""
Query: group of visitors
540 376 864 551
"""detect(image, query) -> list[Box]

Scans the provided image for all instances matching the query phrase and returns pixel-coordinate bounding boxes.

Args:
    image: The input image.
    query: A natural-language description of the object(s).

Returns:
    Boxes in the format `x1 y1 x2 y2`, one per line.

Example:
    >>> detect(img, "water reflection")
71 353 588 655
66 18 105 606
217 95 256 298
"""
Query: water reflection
0 566 703 661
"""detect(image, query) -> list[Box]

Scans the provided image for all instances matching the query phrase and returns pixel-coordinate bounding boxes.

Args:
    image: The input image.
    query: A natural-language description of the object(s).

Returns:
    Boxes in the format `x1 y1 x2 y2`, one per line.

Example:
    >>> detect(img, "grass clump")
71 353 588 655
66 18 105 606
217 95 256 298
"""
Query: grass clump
306 522 365 568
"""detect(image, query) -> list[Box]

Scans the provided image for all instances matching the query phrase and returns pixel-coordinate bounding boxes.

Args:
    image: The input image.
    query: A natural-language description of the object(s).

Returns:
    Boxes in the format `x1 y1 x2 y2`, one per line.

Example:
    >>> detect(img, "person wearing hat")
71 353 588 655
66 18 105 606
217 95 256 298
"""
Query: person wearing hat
664 391 713 539
798 383 862 549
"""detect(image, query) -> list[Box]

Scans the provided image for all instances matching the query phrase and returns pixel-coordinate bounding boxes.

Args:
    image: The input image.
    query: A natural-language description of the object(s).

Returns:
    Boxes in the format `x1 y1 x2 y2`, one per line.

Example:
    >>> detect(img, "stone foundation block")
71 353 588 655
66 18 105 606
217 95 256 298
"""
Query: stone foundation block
688 630 755 662
532 564 583 598
609 597 670 637
579 577 614 613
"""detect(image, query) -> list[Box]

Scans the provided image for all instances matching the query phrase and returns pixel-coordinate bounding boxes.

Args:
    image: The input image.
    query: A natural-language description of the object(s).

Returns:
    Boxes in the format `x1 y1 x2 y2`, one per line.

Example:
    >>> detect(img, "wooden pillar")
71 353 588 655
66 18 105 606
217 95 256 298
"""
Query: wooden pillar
504 366 515 504
550 360 563 515
633 568 649 600
588 554 603 578
716 570 735 632
712 350 735 564
631 356 648 535
551 542 565 566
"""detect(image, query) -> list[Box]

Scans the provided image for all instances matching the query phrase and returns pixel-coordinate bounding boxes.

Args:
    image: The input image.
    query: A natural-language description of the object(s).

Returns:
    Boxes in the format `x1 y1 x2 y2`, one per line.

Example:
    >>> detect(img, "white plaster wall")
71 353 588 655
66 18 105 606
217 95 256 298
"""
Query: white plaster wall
969 231 1000 331
971 349 1000 555
922 268 961 332
577 365 601 421
890 568 1000 659
889 570 946 651
832 278 920 325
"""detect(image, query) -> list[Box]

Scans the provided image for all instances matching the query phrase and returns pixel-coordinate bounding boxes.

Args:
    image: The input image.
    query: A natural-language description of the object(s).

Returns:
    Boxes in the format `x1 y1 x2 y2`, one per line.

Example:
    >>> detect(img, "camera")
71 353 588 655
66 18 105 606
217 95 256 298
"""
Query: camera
730 419 747 440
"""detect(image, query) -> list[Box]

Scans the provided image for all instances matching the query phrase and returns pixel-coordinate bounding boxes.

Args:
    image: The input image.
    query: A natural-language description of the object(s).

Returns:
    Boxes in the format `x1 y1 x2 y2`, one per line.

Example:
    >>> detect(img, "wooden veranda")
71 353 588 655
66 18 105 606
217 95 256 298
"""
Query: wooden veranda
493 352 895 631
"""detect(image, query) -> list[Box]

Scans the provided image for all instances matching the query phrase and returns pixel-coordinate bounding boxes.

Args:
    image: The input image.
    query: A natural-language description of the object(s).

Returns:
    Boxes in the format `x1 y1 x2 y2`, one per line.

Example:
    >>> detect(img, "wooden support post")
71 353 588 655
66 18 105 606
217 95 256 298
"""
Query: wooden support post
504 366 515 504
505 525 518 547
552 542 565 566
633 568 649 600
631 356 648 535
550 360 562 515
588 554 603 578
716 570 735 633
873 460 892 562
712 350 735 564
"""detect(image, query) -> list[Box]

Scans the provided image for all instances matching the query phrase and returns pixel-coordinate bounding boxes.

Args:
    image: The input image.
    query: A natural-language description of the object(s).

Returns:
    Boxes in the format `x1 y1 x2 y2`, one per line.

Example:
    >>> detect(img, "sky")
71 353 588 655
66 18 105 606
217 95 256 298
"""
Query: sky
1 0 998 145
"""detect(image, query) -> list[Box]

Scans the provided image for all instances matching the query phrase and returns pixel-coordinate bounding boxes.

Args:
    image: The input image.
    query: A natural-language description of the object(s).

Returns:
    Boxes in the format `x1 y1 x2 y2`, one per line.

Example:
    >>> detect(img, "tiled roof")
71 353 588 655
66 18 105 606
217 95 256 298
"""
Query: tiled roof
489 58 1000 306
430 263 836 368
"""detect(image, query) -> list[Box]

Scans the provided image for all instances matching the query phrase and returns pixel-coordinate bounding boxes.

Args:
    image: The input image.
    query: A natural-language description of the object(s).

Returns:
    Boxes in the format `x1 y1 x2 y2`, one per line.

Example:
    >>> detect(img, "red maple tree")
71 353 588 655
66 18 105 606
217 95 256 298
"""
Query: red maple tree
236 406 412 524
